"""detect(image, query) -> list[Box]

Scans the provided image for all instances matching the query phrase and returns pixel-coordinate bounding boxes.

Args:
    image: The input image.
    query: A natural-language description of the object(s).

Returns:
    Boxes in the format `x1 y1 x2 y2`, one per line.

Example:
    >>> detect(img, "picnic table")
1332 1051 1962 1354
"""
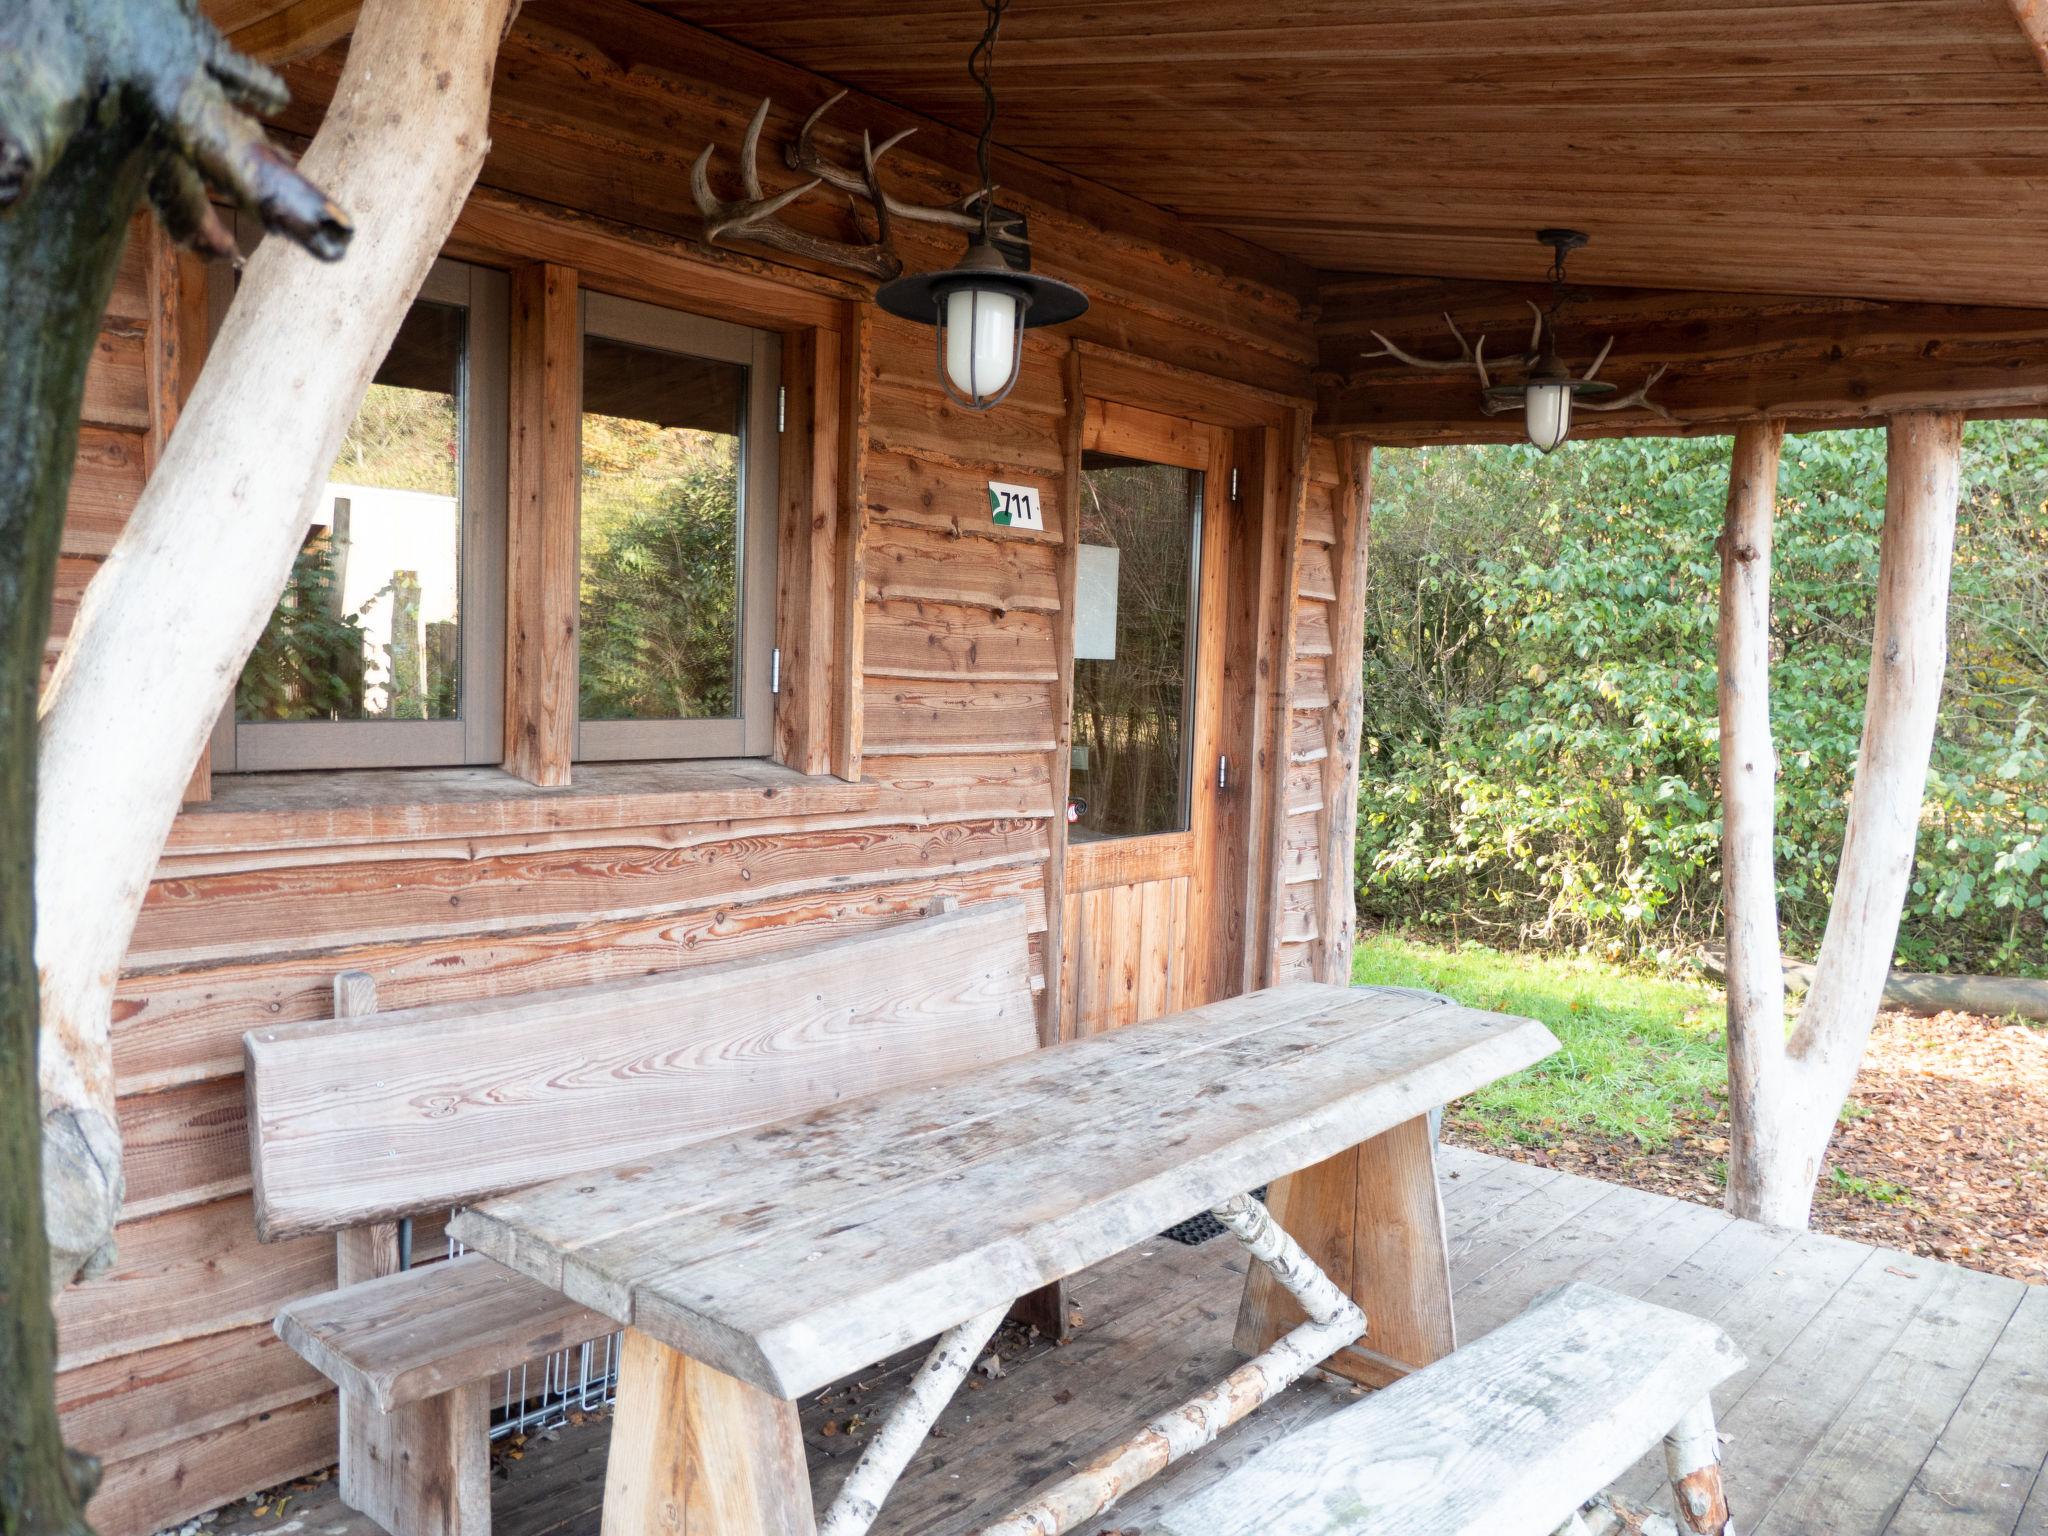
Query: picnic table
449 981 1557 1536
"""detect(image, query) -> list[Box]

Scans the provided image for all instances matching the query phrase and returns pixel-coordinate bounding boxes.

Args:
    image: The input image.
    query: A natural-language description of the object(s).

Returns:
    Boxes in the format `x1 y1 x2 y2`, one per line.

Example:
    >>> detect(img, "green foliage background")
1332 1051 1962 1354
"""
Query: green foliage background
1358 424 2048 975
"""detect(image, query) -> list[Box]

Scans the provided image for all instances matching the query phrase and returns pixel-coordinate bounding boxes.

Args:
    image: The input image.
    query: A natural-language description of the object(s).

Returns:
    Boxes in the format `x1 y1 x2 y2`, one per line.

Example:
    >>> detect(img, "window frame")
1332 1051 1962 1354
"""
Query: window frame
572 290 781 763
1071 450 1208 843
210 256 510 773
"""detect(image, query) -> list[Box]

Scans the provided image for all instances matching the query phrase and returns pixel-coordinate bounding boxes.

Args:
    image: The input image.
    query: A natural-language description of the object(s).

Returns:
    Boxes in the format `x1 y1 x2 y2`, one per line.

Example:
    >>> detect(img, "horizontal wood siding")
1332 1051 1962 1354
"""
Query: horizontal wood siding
52 9 1315 1528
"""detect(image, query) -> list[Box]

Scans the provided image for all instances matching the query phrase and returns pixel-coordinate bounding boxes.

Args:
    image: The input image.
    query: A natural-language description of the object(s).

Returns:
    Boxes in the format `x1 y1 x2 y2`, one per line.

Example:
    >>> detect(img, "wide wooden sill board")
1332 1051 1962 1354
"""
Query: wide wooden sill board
163 757 1048 862
452 983 1558 1400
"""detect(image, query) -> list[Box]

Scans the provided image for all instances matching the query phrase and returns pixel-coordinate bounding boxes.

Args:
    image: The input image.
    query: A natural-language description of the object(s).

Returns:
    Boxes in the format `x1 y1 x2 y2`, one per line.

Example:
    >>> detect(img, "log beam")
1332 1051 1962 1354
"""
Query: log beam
1319 274 2048 442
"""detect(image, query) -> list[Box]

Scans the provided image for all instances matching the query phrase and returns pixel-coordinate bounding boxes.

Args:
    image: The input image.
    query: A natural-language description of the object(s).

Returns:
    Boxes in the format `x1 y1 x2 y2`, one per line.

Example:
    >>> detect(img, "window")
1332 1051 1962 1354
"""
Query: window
1068 451 1204 841
575 293 779 761
212 270 785 777
214 259 508 772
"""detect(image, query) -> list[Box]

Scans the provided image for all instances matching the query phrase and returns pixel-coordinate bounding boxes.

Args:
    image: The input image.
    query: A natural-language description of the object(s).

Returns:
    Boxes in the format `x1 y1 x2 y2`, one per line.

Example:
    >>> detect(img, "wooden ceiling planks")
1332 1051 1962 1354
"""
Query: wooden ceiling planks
640 0 2048 309
1318 270 2048 440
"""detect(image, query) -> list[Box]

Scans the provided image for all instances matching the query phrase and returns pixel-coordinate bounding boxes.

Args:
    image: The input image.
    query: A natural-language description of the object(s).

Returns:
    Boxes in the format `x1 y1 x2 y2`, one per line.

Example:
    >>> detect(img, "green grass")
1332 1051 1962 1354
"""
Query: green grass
1827 1167 1912 1205
1352 932 1729 1150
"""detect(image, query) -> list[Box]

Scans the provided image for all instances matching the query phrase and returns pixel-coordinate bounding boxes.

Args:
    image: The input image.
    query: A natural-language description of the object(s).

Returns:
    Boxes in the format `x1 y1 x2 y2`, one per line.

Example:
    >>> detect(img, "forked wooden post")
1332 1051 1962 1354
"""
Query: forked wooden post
603 1328 817 1536
1233 1114 1455 1385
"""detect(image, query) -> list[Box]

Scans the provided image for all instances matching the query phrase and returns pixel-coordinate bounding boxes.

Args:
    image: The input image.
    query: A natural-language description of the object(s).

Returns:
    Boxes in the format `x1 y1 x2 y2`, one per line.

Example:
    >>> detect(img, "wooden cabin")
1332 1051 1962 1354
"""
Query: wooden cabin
45 3 2048 1534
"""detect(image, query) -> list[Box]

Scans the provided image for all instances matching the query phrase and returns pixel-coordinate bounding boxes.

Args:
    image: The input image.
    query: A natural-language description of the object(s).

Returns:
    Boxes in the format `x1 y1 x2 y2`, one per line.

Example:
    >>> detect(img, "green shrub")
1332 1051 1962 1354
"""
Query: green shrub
1357 424 2048 975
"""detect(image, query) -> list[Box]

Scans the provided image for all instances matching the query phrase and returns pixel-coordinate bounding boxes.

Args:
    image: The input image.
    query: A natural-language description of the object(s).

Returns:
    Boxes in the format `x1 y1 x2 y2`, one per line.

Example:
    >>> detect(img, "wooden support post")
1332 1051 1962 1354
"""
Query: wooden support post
1255 410 1312 988
1233 1115 1454 1387
773 325 841 776
1043 341 1087 1042
339 1380 490 1536
603 1328 817 1536
1314 436 1371 986
503 261 579 788
831 300 871 783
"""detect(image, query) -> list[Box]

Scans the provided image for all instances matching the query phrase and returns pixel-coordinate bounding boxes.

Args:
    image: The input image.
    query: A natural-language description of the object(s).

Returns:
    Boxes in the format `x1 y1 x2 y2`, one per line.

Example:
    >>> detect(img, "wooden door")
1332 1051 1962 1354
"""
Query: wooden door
1061 402 1237 1035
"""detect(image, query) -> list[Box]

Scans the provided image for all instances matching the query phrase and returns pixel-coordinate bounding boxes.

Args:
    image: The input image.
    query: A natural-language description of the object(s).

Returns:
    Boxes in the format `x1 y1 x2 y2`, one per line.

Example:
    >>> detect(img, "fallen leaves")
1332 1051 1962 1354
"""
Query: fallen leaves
1453 1008 2048 1284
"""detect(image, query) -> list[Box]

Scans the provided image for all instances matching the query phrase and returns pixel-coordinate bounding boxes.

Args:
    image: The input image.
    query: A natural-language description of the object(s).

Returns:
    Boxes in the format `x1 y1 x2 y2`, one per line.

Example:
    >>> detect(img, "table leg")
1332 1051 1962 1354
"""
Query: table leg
1232 1113 1455 1388
602 1327 816 1536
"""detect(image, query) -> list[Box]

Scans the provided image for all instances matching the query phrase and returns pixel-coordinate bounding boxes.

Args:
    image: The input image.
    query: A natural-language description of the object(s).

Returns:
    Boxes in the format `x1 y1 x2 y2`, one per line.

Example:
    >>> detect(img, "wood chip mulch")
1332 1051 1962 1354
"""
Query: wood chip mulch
1448 1009 2048 1285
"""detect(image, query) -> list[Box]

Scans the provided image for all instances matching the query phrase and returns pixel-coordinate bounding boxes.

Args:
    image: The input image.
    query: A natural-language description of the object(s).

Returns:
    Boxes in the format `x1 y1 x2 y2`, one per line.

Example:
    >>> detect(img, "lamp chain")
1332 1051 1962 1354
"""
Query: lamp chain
968 0 1009 241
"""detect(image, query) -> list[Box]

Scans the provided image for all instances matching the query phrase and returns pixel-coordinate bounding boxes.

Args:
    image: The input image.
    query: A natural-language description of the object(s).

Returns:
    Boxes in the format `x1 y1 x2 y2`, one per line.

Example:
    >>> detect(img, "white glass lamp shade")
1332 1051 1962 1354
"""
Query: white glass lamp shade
943 284 1023 407
1524 380 1573 454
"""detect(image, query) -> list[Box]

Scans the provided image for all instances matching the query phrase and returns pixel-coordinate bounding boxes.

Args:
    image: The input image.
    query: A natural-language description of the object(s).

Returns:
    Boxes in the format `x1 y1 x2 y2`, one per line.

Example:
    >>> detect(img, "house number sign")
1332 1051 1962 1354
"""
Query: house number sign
989 480 1044 531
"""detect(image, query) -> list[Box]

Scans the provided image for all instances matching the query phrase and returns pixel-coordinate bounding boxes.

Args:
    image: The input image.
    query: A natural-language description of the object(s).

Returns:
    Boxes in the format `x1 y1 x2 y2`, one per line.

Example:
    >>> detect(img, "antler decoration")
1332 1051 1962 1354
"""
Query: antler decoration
1362 302 1674 422
693 94 1026 281
787 91 1027 246
692 99 903 280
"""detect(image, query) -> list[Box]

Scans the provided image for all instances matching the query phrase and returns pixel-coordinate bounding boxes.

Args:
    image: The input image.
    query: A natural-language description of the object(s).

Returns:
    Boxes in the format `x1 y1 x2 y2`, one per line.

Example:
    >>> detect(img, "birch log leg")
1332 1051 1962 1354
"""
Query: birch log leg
32 0 516 1283
977 1194 1366 1536
817 1304 1008 1536
602 1328 816 1536
1234 1115 1454 1387
1663 1398 1732 1536
1720 412 1964 1229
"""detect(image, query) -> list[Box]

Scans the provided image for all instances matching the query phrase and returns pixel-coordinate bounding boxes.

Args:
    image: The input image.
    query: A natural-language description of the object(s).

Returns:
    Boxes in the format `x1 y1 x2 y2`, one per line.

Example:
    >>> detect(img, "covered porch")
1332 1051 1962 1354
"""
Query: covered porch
23 2 2048 1535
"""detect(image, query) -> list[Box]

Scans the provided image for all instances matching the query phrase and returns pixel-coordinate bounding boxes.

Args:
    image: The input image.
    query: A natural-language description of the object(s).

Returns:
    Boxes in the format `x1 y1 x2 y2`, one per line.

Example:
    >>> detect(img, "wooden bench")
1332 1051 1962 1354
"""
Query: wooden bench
451 983 1559 1535
244 898 1040 1536
1148 1281 1745 1536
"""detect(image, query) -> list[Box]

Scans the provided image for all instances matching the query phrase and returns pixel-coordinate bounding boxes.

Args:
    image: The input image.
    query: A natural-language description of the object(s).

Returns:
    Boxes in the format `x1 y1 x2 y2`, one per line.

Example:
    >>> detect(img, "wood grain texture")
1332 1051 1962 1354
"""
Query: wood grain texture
773 325 840 776
834 299 871 780
647 0 2048 312
245 899 1038 1237
603 1328 817 1536
504 262 580 787
338 1380 489 1536
1158 1282 1742 1536
116 861 1048 1098
1234 1114 1455 1388
452 985 1555 1398
276 1254 613 1413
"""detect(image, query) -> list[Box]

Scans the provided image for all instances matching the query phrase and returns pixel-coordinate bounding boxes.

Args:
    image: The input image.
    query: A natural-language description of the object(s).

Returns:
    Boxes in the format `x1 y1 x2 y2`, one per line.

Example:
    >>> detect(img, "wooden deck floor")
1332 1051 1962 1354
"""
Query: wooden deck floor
212 1147 2047 1536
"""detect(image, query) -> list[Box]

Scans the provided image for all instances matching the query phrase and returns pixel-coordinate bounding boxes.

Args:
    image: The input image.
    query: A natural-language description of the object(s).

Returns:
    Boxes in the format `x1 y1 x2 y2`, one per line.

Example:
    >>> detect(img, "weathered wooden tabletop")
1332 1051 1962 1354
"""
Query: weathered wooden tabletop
450 982 1556 1399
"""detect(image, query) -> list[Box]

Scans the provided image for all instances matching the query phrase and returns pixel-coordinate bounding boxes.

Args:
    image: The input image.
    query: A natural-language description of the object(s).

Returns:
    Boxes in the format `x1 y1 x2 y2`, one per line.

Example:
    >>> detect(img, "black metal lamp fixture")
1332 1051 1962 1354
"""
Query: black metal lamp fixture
1485 229 1616 453
876 0 1089 411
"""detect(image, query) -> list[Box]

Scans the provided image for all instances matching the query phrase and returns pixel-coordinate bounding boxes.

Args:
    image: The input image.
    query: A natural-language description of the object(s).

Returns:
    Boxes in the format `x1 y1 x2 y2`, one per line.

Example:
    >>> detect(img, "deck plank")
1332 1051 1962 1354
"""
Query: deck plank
1709 1246 1950 1517
1884 1281 2048 1536
1761 1261 2025 1534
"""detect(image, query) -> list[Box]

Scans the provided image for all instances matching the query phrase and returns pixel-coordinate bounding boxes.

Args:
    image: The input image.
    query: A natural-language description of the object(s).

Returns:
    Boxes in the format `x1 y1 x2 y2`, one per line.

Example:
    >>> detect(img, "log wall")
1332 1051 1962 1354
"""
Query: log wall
46 10 1327 1533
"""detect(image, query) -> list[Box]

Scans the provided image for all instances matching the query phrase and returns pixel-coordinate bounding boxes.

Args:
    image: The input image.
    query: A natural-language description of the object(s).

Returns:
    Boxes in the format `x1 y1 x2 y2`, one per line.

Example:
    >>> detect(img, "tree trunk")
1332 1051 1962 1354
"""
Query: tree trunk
34 0 515 1287
1716 422 1791 1228
2008 0 2048 76
1720 412 1964 1229
2 0 360 1521
0 98 144 1536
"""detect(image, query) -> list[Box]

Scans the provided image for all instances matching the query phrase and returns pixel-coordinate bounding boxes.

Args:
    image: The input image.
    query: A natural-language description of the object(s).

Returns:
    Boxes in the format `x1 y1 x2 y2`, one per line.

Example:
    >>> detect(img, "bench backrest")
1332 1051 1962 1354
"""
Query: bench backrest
245 898 1037 1241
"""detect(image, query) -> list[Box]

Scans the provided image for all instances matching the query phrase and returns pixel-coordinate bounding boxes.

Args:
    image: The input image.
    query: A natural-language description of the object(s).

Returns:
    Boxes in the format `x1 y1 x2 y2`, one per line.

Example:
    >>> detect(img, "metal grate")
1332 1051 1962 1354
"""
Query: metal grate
439 1221 623 1437
1159 1187 1266 1246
